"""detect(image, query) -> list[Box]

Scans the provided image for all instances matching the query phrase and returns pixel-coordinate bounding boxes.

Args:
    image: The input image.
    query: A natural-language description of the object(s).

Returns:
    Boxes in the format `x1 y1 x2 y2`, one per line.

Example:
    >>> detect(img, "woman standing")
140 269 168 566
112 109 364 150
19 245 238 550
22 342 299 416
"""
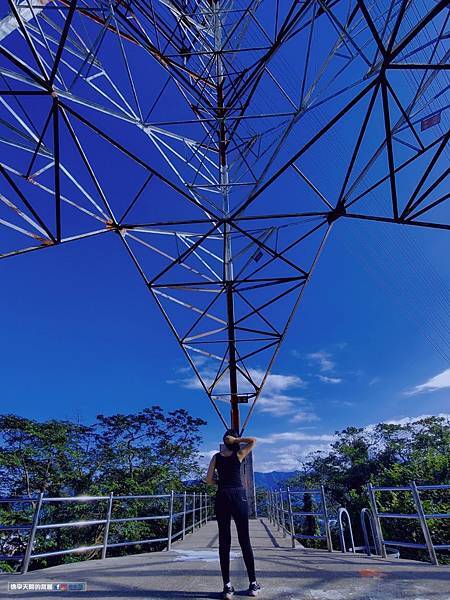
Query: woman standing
205 429 261 599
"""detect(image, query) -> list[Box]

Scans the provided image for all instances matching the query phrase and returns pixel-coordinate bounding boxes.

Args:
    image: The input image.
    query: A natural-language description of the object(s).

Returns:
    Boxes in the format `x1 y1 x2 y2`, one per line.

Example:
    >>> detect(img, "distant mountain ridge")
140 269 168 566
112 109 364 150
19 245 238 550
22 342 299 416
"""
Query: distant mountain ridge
254 471 297 489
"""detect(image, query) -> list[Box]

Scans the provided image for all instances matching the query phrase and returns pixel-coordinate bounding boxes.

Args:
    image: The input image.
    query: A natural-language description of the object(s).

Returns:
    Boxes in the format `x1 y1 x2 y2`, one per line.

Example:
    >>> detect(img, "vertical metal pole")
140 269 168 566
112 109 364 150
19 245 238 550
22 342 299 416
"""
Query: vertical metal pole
167 491 174 551
276 491 281 531
266 491 271 523
182 491 187 540
321 485 333 552
199 492 203 526
410 481 439 566
287 487 296 548
212 0 239 432
22 492 43 574
367 483 387 558
360 509 372 555
338 509 346 553
193 492 196 530
275 491 279 530
279 488 286 536
102 492 114 560
205 494 209 523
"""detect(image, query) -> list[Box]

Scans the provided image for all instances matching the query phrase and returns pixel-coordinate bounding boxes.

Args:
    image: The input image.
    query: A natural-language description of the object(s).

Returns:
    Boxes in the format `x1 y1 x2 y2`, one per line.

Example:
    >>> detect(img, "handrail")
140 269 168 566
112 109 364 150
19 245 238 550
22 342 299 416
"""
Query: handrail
360 507 381 556
337 508 355 554
367 481 450 566
266 487 333 552
0 491 212 574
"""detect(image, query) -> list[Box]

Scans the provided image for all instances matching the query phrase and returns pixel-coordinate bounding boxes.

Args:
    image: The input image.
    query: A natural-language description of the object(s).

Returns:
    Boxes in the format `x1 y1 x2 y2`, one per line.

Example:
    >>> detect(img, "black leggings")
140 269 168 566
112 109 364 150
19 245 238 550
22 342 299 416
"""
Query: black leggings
215 487 256 584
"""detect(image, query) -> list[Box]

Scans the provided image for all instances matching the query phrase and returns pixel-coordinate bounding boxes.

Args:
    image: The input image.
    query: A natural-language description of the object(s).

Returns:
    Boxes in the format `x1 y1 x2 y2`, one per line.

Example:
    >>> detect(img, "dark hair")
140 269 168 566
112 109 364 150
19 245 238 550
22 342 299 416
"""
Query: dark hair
223 428 240 452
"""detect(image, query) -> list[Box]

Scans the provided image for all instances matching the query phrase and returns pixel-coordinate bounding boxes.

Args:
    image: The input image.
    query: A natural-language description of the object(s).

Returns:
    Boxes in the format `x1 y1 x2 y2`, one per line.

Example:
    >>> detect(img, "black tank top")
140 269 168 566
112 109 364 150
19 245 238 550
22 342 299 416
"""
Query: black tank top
215 450 243 489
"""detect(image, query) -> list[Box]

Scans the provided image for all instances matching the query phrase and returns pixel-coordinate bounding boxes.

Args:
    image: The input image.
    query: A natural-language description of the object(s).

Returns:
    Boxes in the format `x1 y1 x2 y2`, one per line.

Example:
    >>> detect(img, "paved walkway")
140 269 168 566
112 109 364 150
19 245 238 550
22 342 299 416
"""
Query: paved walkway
3 518 450 599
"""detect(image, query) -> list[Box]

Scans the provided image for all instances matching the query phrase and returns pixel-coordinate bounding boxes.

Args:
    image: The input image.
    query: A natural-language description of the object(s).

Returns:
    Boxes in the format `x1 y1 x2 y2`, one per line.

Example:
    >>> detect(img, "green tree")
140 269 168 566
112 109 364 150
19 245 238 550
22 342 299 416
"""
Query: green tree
0 407 207 572
287 416 450 562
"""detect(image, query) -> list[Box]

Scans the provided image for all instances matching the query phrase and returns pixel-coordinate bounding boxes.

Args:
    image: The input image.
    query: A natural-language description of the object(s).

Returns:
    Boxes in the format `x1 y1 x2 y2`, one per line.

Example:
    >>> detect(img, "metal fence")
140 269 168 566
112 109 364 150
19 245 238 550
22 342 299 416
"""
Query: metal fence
337 506 399 558
267 483 449 566
367 482 450 566
0 491 212 574
267 487 333 551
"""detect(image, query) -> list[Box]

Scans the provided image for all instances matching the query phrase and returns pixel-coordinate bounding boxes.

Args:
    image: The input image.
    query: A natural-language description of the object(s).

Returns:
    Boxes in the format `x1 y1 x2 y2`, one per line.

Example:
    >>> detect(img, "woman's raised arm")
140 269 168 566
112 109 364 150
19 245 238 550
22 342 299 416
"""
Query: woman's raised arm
204 453 217 485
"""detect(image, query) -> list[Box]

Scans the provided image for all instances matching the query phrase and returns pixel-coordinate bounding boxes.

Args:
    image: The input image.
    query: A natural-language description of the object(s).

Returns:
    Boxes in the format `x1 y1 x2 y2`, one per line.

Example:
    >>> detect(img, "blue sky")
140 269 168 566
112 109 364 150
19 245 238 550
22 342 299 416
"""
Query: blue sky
1 214 448 472
0 2 449 473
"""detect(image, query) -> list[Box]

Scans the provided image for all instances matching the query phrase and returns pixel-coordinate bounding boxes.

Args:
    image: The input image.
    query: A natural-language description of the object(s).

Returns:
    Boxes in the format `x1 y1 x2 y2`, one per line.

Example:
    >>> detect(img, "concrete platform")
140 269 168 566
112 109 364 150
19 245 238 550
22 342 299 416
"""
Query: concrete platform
2 518 449 599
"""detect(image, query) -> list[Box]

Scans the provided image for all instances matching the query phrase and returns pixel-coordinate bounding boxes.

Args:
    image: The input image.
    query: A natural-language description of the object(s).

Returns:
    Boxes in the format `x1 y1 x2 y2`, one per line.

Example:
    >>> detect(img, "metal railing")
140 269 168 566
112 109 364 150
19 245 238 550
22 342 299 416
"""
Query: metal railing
337 507 355 554
267 487 333 552
360 507 382 556
0 491 212 574
336 507 398 558
367 482 450 566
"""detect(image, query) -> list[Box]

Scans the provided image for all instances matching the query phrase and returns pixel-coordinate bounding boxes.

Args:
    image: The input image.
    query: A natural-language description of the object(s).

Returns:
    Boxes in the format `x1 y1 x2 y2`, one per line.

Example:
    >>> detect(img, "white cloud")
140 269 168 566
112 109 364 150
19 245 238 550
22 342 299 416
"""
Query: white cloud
167 364 306 396
254 441 333 473
256 393 319 423
318 375 342 384
199 433 334 474
369 376 380 386
257 431 335 445
331 400 354 407
405 368 450 396
257 394 305 416
168 361 315 420
197 448 218 469
307 351 335 372
291 411 320 423
259 371 306 393
383 413 450 426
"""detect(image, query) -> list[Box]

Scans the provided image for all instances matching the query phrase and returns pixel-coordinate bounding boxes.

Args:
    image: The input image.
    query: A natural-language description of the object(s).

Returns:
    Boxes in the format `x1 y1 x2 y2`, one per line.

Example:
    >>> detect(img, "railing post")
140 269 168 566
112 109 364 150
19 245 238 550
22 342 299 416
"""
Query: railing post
267 491 271 523
193 492 196 530
102 492 114 560
182 491 187 540
320 485 333 552
410 481 439 566
276 490 281 530
287 487 296 548
205 494 209 523
271 491 274 524
167 490 174 551
22 492 43 574
279 488 286 536
367 483 386 558
270 491 274 523
199 492 203 526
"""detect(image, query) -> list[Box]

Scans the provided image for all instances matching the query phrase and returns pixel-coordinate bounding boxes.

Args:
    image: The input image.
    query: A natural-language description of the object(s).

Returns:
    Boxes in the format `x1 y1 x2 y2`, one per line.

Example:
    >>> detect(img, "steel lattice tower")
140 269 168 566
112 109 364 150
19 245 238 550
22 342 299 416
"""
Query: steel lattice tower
0 0 448 432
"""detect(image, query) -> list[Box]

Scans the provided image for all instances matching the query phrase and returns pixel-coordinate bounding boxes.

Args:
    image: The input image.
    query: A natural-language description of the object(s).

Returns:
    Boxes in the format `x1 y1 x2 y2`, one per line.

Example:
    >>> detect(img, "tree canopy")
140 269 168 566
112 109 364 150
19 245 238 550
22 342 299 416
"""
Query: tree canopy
0 407 208 572
286 416 450 562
